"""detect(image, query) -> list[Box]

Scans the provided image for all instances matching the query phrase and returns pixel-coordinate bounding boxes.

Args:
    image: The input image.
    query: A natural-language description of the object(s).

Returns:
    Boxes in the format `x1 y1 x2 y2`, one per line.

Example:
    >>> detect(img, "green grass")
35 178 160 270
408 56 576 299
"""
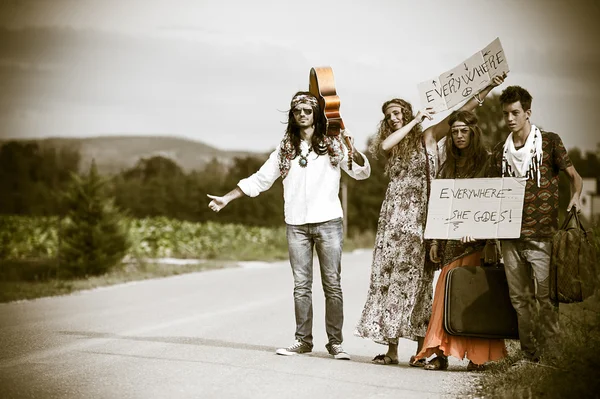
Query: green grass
472 221 600 399
0 216 377 261
473 295 600 399
0 216 293 260
0 229 376 303
345 229 376 251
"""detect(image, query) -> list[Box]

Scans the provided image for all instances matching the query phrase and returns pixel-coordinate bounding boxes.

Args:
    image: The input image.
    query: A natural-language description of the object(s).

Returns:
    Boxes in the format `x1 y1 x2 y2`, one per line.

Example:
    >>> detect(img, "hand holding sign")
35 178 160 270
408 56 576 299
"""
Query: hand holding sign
424 177 526 240
418 38 510 112
491 74 507 88
416 107 435 123
460 235 476 244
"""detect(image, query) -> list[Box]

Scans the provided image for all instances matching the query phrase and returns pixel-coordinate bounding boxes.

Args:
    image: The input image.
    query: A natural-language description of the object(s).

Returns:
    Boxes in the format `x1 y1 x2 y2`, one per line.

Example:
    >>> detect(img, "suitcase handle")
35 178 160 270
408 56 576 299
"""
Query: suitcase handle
481 240 502 266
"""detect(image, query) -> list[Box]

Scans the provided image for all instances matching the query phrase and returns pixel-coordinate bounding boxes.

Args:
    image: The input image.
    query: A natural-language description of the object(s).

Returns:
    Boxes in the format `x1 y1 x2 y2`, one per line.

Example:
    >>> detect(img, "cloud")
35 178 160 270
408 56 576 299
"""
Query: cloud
1 0 600 151
0 26 313 149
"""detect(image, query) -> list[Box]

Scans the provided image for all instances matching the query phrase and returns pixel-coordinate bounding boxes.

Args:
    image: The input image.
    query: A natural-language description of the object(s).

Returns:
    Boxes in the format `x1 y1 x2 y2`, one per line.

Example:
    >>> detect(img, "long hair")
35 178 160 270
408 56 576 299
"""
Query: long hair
285 91 328 156
368 98 422 175
438 110 488 179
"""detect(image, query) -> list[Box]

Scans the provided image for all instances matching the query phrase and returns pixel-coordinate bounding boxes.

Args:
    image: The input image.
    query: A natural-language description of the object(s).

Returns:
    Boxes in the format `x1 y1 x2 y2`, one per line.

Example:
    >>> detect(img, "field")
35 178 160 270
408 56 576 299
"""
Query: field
0 216 374 303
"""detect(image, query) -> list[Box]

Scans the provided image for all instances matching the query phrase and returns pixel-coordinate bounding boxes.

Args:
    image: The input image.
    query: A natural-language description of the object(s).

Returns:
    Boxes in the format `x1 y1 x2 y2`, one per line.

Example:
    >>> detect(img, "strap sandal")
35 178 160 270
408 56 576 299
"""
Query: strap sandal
467 360 486 371
408 355 427 367
424 355 449 370
372 354 399 365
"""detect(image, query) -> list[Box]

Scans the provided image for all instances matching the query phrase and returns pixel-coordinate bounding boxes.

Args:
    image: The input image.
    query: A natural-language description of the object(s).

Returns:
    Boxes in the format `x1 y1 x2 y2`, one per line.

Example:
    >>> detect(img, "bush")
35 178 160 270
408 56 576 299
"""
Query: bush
478 296 600 399
0 216 291 262
58 161 130 278
0 216 59 260
0 216 374 266
127 217 288 260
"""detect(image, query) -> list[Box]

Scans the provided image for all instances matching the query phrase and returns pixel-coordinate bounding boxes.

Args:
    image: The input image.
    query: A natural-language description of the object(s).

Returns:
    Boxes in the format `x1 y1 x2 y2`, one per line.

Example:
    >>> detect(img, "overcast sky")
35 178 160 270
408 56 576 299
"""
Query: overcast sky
0 0 599 152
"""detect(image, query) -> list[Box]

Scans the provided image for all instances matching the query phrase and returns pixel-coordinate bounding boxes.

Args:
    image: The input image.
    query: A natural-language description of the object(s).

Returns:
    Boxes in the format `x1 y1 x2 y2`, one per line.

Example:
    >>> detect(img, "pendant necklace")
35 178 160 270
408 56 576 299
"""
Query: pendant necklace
298 146 312 168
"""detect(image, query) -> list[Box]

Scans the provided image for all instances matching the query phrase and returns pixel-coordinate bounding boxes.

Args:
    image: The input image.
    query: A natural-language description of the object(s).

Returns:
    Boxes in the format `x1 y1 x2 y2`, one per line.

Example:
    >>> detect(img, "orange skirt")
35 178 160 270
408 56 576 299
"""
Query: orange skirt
415 251 507 365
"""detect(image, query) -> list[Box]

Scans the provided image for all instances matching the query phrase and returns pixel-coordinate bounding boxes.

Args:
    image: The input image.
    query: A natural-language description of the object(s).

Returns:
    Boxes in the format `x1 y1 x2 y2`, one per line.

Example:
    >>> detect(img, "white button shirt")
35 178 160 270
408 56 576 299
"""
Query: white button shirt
237 140 371 225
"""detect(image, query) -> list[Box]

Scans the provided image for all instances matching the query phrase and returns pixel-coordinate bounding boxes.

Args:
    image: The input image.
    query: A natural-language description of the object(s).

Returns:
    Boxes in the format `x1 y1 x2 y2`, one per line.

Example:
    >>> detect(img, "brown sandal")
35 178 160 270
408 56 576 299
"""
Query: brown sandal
372 354 399 365
467 360 486 371
409 355 426 367
424 355 448 370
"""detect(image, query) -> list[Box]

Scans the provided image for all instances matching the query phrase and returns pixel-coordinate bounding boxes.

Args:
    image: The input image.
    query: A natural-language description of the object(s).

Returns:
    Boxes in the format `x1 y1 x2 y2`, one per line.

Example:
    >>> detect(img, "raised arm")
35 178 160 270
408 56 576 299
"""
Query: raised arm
381 108 434 153
427 73 507 143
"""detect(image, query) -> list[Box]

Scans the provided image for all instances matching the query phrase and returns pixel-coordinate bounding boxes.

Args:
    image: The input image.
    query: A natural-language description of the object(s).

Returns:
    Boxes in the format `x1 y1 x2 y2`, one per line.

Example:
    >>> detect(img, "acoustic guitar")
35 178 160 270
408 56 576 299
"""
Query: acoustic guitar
309 66 353 170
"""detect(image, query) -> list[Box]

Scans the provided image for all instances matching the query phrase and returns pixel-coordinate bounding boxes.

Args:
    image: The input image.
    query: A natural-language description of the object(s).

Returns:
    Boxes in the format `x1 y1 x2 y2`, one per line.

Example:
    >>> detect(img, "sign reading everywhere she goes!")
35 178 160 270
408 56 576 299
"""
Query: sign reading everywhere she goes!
424 177 526 240
418 37 509 113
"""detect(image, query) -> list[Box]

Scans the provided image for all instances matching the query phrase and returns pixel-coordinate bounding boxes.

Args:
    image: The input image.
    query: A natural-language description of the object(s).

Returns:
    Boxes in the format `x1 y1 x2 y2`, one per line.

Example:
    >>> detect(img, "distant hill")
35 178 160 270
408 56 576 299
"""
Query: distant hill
1 136 264 174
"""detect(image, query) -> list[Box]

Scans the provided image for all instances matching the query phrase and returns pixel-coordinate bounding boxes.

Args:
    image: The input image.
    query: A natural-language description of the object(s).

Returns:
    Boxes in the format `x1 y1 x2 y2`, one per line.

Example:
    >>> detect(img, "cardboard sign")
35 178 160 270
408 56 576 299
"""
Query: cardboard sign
418 38 509 112
424 177 526 239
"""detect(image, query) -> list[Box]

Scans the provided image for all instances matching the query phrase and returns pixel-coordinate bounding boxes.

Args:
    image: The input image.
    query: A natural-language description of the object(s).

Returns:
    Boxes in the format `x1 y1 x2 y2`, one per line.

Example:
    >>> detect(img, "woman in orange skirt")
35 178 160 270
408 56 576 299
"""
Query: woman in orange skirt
415 110 507 371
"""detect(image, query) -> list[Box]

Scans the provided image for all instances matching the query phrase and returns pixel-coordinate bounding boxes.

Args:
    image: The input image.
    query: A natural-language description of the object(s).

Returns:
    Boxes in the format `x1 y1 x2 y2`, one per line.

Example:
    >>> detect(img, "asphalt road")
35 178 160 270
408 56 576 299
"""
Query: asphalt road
0 250 479 399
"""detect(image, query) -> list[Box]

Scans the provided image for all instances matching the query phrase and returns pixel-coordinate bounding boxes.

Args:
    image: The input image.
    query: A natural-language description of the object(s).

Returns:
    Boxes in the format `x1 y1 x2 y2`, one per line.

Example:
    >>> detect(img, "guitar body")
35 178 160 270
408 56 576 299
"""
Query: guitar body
309 66 352 169
309 67 345 136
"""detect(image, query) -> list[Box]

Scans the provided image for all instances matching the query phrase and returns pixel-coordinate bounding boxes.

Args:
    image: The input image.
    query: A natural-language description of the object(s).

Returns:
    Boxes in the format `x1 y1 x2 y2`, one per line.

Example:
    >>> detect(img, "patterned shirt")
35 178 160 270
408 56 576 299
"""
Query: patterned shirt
489 131 572 240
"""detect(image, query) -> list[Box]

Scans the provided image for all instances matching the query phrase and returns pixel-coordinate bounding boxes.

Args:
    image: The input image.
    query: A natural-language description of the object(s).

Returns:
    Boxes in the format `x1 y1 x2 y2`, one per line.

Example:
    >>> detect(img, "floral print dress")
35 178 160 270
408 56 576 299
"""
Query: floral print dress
355 131 436 344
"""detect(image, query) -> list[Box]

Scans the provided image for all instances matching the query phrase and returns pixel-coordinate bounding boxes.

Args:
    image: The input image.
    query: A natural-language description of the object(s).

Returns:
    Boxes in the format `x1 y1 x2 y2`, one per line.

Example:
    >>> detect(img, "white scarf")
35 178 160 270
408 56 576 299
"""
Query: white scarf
502 124 543 187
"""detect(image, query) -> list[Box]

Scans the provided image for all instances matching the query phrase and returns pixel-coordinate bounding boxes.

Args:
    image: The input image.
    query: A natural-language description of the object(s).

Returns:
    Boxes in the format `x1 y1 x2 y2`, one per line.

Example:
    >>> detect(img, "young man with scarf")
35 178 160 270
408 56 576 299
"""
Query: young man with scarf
207 91 371 360
489 85 582 363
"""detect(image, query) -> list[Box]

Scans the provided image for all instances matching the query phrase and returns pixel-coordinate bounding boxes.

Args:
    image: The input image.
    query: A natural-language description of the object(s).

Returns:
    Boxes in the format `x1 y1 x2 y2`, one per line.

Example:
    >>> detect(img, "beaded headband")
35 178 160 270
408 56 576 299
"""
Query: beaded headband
291 94 319 110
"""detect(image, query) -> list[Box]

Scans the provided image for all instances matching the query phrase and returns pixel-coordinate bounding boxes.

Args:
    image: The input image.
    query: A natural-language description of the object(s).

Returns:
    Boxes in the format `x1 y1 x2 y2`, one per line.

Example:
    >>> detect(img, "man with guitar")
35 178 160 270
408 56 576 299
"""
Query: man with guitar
207 91 371 360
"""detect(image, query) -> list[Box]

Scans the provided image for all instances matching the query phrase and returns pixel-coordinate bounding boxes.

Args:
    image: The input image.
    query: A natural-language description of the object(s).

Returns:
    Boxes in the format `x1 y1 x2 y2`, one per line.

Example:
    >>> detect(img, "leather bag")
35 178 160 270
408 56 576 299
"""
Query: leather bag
550 209 598 304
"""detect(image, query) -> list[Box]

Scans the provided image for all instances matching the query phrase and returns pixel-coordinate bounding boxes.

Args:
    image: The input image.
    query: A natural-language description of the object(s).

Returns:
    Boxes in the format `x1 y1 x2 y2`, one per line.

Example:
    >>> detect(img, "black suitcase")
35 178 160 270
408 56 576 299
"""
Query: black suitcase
444 264 519 339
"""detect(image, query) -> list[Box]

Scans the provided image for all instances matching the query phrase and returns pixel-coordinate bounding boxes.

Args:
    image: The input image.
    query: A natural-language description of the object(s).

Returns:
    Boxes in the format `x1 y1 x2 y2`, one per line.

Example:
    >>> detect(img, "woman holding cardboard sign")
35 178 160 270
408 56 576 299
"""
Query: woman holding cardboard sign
413 110 507 371
355 75 506 367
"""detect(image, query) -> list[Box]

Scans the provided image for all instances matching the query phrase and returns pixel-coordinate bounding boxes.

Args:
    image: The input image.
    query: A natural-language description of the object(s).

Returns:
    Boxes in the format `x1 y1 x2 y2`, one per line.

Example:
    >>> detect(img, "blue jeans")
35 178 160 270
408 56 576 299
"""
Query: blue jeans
286 218 344 347
502 239 559 359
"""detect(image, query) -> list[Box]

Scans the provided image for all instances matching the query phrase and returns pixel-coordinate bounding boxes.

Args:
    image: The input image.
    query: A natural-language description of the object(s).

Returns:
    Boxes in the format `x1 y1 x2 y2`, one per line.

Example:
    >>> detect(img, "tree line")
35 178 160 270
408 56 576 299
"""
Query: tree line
1 95 598 233
0 140 388 233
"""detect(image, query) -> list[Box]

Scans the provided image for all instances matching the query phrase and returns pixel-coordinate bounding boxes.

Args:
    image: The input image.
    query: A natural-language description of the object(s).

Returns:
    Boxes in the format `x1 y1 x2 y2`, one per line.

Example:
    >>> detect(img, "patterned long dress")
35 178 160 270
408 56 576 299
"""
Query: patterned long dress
355 131 436 344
